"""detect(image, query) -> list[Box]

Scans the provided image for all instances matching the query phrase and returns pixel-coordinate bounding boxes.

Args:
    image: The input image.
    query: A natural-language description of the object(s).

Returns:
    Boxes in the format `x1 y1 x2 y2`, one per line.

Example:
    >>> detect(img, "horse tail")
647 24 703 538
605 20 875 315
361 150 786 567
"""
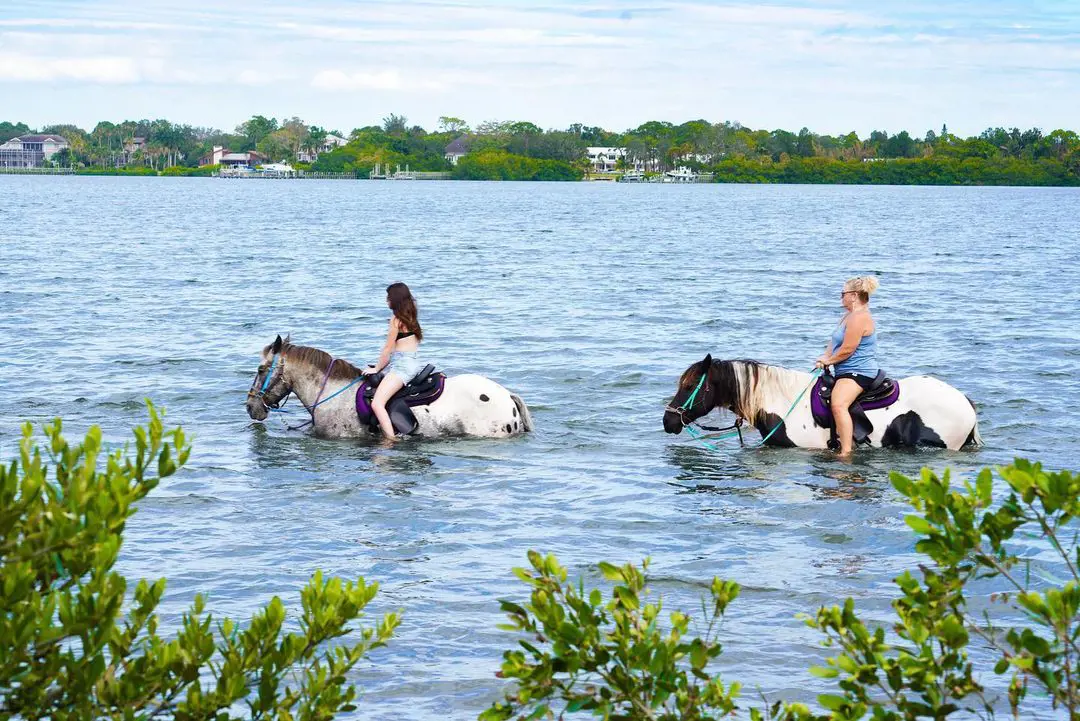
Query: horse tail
511 393 534 432
963 395 983 447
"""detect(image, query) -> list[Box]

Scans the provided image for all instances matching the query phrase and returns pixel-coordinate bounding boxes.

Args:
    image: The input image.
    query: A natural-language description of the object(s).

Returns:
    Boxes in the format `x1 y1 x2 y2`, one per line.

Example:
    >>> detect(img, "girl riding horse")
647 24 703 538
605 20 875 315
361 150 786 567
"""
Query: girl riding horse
365 282 426 440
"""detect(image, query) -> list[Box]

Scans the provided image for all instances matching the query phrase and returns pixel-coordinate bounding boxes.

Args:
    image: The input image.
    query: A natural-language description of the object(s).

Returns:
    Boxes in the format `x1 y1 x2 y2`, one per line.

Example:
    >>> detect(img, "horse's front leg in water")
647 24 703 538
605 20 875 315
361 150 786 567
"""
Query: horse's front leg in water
372 374 406 439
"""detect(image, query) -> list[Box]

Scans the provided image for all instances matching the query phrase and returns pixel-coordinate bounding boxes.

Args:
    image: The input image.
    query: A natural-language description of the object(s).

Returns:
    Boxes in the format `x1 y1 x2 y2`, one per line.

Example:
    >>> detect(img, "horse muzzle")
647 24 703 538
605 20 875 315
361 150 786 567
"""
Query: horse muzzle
663 409 686 434
246 393 270 421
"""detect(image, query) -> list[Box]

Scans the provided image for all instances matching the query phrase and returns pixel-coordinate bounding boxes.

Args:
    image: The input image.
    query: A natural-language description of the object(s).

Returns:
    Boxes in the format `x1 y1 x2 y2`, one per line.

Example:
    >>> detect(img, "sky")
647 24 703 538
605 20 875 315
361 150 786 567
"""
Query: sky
2 0 1078 137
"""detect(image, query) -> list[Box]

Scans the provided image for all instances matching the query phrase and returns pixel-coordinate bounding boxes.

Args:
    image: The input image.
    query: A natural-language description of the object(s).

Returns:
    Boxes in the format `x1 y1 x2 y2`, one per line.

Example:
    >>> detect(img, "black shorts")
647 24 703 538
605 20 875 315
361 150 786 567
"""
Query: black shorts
835 372 875 390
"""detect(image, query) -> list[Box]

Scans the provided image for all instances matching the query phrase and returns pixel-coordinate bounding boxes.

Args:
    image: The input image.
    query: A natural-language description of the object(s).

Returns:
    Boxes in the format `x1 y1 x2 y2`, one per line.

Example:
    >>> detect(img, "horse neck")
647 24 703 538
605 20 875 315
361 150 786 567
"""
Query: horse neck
284 354 347 407
722 361 812 420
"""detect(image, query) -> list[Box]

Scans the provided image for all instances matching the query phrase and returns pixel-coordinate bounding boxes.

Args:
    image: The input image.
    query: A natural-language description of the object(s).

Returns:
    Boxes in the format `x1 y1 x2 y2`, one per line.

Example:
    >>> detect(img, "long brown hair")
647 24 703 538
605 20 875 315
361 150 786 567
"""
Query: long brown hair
387 282 422 341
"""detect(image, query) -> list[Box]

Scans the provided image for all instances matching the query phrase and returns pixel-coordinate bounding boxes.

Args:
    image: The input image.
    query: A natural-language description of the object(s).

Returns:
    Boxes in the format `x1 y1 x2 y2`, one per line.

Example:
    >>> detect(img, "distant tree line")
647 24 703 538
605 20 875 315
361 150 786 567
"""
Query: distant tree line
2 116 1077 184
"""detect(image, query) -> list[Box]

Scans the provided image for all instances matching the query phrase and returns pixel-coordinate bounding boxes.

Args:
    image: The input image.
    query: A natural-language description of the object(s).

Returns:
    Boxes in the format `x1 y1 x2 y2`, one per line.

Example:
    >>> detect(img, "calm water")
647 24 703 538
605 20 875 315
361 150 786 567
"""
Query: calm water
2 177 1078 718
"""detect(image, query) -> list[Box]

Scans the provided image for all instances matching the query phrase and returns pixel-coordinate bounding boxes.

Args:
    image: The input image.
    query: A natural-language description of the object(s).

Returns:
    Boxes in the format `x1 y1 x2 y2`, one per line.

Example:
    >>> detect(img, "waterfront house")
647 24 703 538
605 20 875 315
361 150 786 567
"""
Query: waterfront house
200 146 264 168
586 146 623 173
444 136 471 165
0 134 70 168
586 146 650 174
296 133 348 163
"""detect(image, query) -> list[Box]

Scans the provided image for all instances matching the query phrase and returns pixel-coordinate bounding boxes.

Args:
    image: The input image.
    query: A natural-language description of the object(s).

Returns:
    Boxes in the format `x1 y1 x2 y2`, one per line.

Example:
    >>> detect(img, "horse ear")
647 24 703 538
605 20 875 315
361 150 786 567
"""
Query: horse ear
702 353 712 368
272 335 283 354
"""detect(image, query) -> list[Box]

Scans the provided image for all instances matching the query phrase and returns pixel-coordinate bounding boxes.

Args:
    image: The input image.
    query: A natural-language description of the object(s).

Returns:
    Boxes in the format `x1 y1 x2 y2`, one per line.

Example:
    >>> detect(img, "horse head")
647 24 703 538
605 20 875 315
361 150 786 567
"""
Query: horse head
246 334 293 421
664 354 717 434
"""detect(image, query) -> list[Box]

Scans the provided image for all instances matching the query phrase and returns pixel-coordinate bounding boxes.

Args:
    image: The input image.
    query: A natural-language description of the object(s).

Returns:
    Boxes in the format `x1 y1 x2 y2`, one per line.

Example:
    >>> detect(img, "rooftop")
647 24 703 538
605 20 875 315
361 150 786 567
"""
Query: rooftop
445 136 471 154
14 134 68 143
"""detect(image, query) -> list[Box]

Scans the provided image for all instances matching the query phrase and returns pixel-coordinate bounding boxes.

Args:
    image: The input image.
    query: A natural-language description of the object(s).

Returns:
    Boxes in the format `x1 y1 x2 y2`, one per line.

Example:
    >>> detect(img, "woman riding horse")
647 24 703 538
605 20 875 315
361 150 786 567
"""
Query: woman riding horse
364 282 426 440
815 276 880 457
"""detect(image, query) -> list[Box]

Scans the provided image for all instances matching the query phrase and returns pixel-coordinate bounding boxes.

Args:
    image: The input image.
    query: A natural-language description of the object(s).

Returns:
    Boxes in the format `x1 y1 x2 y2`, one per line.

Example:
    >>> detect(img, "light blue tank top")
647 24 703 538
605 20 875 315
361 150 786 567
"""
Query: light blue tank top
831 318 879 377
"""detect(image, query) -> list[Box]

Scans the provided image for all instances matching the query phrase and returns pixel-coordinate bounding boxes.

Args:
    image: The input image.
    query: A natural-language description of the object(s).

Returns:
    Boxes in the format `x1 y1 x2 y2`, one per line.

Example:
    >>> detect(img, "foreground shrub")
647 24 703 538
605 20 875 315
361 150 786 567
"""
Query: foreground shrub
0 403 399 719
769 461 1080 721
481 552 742 720
487 459 1080 720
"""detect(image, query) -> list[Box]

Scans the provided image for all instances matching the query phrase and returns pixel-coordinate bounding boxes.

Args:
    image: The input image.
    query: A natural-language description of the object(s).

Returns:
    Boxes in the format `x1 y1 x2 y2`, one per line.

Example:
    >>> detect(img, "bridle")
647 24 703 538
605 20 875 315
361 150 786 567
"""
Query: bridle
248 352 290 411
665 373 710 429
666 370 746 443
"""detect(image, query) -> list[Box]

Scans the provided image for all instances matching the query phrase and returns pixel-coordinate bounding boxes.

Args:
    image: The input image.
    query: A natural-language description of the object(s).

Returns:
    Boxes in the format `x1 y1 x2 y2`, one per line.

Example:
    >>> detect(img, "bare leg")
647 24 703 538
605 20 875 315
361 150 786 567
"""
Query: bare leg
372 373 406 440
830 378 862 458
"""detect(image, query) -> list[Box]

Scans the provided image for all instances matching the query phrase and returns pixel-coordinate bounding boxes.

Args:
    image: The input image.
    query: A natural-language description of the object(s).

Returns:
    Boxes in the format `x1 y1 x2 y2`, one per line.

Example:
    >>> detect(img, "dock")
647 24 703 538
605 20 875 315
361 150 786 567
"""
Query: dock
0 166 75 175
369 163 451 180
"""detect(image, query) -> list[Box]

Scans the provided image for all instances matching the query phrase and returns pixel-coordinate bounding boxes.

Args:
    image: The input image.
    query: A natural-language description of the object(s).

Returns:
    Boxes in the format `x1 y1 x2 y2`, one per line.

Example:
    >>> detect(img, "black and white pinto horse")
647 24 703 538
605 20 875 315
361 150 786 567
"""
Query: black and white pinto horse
663 355 981 450
246 336 533 439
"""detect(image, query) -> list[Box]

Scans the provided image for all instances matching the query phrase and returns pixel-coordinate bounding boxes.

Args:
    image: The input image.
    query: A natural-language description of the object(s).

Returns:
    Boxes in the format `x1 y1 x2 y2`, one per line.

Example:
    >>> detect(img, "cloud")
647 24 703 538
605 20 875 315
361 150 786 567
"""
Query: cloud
0 18 182 31
2 0 1078 134
275 21 627 48
237 69 278 86
311 69 405 91
0 53 142 83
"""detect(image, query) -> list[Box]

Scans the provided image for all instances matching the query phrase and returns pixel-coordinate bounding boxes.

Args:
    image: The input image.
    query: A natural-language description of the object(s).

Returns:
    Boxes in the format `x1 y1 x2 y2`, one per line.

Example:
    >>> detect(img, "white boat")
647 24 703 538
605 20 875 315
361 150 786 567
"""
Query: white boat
663 166 698 183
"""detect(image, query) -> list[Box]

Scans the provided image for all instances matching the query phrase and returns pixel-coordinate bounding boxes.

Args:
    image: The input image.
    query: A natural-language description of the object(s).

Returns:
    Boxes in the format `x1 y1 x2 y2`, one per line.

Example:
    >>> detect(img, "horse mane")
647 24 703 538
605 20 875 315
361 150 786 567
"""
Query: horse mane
683 359 807 421
269 341 364 381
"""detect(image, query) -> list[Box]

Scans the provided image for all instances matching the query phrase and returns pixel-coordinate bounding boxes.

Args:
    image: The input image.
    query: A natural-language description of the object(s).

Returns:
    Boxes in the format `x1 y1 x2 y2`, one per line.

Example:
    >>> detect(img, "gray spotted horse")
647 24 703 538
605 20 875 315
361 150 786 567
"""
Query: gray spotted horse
247 336 533 439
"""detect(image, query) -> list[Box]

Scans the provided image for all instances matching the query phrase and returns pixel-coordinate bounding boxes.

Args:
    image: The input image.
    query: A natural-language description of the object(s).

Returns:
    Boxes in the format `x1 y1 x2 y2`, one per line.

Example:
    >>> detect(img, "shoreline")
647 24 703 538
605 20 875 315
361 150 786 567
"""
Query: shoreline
2 173 1077 188
5 155 1077 187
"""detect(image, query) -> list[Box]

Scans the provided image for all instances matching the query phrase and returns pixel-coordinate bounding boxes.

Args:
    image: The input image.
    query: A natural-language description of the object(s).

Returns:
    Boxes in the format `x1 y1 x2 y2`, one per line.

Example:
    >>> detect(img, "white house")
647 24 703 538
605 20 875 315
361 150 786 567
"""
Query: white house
297 133 348 163
444 136 471 165
586 146 651 173
0 134 70 168
586 146 624 173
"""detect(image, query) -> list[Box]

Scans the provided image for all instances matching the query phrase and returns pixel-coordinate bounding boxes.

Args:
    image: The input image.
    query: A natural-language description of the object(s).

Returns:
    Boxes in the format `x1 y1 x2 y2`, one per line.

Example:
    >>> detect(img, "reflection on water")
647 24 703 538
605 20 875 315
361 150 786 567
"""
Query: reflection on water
2 178 1078 720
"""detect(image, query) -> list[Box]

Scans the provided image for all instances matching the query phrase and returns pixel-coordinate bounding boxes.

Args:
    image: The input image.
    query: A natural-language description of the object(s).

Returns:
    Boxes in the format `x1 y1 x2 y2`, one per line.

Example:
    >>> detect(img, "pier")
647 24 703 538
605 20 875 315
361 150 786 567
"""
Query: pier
0 166 75 175
369 163 451 180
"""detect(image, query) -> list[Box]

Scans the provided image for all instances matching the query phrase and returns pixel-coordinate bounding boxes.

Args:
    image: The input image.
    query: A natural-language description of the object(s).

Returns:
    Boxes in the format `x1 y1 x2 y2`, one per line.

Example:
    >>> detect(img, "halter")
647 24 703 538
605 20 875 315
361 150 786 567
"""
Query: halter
248 353 287 408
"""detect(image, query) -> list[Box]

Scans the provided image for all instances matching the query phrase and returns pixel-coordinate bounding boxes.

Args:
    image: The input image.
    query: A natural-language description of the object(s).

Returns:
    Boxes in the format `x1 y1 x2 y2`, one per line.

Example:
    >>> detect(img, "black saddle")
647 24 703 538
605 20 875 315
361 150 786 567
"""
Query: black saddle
364 364 438 395
819 370 894 405
356 364 447 435
813 370 900 449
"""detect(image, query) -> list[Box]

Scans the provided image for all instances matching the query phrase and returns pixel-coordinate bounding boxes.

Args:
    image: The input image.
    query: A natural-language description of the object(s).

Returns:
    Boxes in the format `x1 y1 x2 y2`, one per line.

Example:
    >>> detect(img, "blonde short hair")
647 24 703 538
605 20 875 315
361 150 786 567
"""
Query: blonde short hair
844 276 879 301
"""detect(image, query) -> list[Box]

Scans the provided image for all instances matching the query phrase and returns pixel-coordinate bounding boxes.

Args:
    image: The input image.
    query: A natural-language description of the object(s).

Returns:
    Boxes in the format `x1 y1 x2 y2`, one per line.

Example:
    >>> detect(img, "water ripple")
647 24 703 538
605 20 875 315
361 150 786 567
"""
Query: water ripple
1 177 1077 719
